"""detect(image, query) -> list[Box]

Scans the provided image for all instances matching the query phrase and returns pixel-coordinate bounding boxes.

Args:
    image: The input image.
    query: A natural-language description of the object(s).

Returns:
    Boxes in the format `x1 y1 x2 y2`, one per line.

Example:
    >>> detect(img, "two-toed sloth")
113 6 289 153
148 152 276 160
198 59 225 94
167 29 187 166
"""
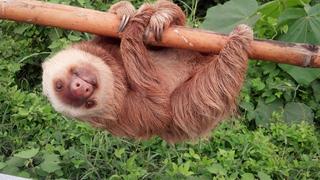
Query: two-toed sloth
42 0 253 143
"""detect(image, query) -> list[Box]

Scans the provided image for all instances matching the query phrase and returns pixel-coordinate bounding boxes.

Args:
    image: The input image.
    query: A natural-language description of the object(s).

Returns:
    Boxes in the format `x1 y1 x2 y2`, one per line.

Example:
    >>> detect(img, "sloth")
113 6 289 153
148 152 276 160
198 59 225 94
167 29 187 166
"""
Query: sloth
42 0 253 143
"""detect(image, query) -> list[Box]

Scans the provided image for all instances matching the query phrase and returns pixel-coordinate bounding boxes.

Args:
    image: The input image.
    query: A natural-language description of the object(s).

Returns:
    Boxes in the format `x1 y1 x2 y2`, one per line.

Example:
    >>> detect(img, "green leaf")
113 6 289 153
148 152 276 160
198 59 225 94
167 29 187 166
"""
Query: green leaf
279 64 320 85
279 7 320 43
0 162 6 170
77 0 86 6
5 157 25 167
258 171 272 180
80 135 91 145
114 148 125 158
68 34 82 42
18 171 31 178
251 77 266 91
18 108 29 117
278 4 320 85
207 163 226 175
1 166 19 176
278 8 307 26
241 173 255 180
14 148 39 159
283 102 314 124
201 0 259 33
311 80 320 102
260 0 311 18
255 100 283 127
258 0 283 17
13 25 31 34
40 154 61 173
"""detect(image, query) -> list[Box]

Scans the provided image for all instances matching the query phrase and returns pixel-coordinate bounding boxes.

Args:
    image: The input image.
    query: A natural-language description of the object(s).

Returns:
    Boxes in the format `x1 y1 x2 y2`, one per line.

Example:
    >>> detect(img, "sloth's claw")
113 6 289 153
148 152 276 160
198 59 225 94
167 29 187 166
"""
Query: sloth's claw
118 15 130 32
155 25 164 42
108 1 136 32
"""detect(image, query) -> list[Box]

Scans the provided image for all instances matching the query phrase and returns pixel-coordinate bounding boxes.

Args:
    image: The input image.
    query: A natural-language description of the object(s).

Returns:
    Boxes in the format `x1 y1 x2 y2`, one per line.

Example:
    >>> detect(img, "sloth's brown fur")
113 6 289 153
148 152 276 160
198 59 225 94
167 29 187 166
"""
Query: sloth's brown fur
42 0 253 143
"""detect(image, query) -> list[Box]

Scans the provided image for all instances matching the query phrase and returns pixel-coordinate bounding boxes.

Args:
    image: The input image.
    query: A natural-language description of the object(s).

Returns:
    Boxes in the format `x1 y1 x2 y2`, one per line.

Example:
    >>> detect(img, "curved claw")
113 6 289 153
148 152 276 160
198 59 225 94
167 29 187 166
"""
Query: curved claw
155 25 164 42
118 15 131 32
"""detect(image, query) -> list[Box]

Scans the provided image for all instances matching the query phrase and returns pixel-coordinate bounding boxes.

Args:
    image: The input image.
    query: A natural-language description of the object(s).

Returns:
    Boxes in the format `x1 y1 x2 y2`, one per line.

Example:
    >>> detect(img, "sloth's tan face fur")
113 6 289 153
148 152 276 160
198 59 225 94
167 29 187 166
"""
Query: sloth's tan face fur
42 48 114 119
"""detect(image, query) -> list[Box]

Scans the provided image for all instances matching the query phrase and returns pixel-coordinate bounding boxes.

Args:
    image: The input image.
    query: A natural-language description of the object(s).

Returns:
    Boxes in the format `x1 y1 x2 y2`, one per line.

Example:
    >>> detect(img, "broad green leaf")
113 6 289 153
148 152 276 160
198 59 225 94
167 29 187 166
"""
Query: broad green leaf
241 173 255 180
283 102 314 124
0 162 6 170
40 154 61 173
308 3 320 16
255 100 283 127
5 157 25 167
1 166 19 176
278 64 320 85
259 0 310 18
201 0 259 33
258 171 272 180
77 0 86 6
207 163 226 175
14 148 39 159
278 8 307 26
18 171 31 178
280 16 320 43
286 0 311 7
13 25 31 35
278 5 320 85
40 161 61 173
259 1 283 17
311 80 320 101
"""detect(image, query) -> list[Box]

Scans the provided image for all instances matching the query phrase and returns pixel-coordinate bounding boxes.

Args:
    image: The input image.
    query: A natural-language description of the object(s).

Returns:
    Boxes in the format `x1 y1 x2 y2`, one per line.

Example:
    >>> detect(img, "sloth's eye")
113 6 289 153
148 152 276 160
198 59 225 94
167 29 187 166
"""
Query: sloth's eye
55 80 64 92
85 100 96 109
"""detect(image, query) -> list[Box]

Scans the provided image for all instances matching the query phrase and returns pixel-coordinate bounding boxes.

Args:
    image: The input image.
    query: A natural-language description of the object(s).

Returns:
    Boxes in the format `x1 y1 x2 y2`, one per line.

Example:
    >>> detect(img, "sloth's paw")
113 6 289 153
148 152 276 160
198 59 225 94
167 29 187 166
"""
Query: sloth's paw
108 1 136 32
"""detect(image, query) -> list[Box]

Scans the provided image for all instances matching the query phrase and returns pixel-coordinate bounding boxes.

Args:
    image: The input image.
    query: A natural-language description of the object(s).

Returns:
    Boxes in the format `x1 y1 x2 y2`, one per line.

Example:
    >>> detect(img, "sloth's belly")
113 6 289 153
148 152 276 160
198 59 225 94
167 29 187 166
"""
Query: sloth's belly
149 48 199 93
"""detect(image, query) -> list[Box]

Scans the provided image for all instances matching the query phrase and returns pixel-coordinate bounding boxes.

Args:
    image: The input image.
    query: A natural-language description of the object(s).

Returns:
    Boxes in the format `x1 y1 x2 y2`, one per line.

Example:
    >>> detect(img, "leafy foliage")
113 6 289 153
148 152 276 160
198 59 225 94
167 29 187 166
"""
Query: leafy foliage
202 0 320 126
0 0 319 179
201 0 260 33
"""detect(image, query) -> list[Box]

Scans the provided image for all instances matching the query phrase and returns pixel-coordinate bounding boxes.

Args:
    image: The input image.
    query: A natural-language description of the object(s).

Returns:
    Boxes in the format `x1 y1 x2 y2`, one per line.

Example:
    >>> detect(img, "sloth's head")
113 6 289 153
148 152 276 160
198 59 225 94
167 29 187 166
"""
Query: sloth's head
42 48 114 118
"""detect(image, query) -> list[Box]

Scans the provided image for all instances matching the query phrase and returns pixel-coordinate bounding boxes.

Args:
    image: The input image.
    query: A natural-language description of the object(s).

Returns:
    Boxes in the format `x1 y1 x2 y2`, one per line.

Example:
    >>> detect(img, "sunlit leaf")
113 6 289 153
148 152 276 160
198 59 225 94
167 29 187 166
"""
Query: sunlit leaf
259 0 311 18
201 0 259 33
14 148 39 159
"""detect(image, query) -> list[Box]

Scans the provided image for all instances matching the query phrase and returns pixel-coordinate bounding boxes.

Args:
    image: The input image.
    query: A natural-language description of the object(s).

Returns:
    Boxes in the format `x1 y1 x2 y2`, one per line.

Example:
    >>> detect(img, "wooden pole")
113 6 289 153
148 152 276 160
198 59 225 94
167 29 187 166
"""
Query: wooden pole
0 0 319 67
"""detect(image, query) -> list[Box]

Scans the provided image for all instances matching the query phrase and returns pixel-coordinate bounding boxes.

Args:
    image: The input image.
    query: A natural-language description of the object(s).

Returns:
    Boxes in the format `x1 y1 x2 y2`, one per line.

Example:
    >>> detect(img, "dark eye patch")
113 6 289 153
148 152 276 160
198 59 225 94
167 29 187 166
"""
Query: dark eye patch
85 99 96 109
55 80 64 92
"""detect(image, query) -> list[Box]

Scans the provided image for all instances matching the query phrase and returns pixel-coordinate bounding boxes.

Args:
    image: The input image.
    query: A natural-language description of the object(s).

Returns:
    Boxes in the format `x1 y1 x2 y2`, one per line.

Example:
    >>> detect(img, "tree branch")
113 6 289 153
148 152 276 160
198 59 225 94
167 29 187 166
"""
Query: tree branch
0 0 319 67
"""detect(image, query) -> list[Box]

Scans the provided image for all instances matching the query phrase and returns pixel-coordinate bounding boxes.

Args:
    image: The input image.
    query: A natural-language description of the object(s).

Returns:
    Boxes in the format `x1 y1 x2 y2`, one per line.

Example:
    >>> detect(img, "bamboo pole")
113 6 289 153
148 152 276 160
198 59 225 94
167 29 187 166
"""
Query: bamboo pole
0 0 319 67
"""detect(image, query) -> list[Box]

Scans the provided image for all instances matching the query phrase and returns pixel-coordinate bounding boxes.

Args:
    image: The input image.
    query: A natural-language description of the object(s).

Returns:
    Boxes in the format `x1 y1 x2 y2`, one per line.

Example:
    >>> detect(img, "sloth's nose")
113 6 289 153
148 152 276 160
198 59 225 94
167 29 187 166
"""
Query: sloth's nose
70 77 94 99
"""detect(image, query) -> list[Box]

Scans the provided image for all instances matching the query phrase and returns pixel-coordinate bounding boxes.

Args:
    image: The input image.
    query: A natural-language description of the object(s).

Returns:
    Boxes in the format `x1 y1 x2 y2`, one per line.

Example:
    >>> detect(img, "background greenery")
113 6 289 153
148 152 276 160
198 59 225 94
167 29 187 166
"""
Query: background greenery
0 0 319 179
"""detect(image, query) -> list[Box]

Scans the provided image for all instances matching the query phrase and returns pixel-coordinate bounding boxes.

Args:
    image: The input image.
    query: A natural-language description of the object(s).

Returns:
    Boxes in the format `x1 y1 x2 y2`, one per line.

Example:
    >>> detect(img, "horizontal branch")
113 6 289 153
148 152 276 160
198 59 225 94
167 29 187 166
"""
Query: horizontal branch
0 0 319 67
